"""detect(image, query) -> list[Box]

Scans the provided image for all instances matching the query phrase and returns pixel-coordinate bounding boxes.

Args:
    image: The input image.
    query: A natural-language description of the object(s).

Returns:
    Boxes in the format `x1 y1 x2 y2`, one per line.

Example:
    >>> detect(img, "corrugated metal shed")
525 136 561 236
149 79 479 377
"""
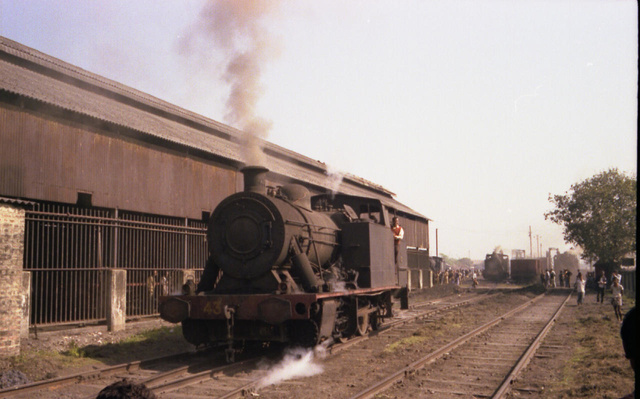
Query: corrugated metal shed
0 35 428 222
0 196 35 207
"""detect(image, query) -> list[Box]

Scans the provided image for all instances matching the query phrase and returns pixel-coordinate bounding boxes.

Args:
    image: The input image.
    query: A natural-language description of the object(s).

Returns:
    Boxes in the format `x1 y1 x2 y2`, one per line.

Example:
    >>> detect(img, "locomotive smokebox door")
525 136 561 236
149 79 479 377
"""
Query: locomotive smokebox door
341 221 398 288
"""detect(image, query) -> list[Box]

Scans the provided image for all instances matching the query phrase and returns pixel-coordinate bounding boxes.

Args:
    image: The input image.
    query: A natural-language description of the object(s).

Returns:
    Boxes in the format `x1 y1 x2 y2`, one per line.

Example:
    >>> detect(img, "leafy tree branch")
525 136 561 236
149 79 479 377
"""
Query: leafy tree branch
545 168 636 266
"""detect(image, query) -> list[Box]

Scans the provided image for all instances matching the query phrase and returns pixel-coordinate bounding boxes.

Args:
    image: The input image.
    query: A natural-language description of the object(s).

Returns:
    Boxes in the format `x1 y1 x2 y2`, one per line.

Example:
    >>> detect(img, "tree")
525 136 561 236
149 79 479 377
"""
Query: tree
439 254 473 269
545 169 636 272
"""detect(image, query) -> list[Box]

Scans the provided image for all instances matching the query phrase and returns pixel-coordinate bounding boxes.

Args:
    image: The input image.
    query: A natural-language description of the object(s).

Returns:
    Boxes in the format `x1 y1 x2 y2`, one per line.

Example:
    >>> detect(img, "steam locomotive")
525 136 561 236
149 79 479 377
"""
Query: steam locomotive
482 251 509 281
159 166 408 361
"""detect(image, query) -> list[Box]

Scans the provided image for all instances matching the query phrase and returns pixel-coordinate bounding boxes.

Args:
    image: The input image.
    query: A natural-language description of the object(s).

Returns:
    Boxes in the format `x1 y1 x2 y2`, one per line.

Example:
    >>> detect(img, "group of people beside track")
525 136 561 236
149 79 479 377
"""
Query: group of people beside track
538 267 627 322
433 268 475 286
539 268 574 288
572 269 626 321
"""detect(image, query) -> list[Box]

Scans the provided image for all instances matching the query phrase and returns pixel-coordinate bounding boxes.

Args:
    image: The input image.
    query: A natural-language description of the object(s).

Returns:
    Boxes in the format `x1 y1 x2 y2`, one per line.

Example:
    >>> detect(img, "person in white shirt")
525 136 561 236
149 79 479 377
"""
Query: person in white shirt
612 271 622 284
574 272 586 305
391 217 404 265
611 279 624 321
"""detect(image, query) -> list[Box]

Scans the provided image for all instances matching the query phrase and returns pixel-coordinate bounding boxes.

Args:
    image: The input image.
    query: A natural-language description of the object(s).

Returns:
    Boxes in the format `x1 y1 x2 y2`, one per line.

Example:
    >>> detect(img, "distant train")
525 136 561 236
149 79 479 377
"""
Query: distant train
159 166 409 361
482 251 509 281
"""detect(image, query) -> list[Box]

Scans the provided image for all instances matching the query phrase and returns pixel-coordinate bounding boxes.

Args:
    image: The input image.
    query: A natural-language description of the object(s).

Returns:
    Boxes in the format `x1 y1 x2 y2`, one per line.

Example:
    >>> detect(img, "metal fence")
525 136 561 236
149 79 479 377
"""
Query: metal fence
24 202 207 327
621 269 636 296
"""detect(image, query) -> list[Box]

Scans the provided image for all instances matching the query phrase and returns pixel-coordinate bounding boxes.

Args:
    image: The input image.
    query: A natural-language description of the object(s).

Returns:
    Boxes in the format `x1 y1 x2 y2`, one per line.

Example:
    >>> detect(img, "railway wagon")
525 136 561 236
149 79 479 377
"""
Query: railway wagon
159 166 409 361
510 258 544 283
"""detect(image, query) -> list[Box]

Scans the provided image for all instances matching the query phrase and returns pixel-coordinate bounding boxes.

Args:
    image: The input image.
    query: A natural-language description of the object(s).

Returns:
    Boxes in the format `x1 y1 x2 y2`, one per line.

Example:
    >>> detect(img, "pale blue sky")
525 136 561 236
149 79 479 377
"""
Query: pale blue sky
1 0 636 260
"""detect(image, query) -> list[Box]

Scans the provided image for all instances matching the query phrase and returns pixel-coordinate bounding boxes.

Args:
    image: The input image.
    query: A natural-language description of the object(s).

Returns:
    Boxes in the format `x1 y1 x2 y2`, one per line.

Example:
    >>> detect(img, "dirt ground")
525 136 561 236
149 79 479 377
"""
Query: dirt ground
0 318 195 388
0 283 635 398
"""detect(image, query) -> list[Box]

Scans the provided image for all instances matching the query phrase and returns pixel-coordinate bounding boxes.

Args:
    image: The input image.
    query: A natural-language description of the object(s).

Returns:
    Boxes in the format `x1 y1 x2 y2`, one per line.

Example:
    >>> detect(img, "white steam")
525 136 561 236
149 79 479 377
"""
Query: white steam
330 280 349 294
325 164 345 196
255 344 329 389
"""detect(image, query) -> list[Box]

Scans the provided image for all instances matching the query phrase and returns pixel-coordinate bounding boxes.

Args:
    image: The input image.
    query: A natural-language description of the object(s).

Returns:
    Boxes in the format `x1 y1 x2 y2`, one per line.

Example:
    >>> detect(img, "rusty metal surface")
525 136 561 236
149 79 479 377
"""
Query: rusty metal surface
511 258 544 281
0 196 35 207
395 215 428 250
160 285 400 322
0 106 237 219
407 248 432 269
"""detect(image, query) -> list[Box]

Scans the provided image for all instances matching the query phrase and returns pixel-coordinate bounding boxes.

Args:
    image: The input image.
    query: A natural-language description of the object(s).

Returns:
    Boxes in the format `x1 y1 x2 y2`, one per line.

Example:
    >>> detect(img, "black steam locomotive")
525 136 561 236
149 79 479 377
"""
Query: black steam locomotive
482 251 510 281
159 166 408 361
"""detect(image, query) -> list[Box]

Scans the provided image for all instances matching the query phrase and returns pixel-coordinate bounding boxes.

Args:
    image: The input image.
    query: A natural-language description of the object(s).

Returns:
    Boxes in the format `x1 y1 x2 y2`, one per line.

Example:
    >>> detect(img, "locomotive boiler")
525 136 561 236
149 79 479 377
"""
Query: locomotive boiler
159 166 407 361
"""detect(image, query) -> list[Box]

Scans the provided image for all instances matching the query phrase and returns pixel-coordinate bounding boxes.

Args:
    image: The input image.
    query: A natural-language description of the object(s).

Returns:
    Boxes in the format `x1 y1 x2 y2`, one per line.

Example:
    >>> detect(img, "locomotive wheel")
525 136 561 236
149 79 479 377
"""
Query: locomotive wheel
356 313 370 336
370 312 382 331
290 320 319 348
334 301 356 342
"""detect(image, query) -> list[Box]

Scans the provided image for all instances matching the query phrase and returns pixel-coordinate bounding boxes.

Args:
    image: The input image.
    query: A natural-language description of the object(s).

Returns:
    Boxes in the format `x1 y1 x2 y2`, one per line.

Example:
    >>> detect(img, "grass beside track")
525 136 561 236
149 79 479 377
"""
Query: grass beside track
552 292 636 398
0 326 191 384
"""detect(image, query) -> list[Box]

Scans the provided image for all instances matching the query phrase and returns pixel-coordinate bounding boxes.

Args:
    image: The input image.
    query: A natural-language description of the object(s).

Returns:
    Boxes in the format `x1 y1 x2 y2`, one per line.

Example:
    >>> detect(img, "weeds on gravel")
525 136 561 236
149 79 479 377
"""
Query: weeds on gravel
0 326 189 384
119 326 180 345
82 326 189 362
383 335 431 353
557 297 635 398
2 349 93 383
64 340 86 358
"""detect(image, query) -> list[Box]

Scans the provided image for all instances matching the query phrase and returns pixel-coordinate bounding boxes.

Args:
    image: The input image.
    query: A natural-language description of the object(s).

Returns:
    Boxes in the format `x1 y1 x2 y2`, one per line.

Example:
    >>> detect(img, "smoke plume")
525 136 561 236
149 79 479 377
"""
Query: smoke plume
180 0 281 166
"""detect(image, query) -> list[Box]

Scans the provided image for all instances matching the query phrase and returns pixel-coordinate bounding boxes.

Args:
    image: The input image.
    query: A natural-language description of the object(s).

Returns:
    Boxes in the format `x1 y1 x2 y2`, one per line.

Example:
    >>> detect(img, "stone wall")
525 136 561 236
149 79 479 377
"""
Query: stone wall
0 203 26 357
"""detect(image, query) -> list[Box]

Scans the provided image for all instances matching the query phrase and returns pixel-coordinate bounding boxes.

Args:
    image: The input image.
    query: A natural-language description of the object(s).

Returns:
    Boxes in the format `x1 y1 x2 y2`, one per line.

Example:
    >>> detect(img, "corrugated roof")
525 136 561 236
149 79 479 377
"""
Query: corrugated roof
0 36 428 221
0 196 36 207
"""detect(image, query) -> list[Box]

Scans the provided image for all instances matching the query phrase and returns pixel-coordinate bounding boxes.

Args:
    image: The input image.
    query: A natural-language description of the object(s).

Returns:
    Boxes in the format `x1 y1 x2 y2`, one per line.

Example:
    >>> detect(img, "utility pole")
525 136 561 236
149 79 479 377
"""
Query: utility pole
436 228 438 257
539 239 543 260
529 226 533 258
536 235 540 258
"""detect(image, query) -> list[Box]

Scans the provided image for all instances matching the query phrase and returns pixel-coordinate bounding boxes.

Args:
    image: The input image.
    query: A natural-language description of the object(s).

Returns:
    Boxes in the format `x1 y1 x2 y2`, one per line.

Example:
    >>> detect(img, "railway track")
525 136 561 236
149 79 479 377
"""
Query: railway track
0 289 493 398
0 348 235 399
351 289 571 399
147 290 499 398
151 290 502 398
220 289 568 399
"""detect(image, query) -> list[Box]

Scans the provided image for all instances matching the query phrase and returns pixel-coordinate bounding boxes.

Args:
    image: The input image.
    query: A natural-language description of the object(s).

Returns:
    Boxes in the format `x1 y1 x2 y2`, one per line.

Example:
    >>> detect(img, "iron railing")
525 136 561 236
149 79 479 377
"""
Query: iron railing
24 202 207 327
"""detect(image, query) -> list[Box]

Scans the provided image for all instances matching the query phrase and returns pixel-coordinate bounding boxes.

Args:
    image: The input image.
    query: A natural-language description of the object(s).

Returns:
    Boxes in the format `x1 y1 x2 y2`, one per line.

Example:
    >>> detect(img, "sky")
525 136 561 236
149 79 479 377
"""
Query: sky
1 0 637 261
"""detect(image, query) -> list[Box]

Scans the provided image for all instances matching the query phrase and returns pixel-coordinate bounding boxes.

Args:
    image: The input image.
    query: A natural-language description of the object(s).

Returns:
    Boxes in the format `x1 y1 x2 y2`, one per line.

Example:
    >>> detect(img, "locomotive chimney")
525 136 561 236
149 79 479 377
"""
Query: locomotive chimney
241 166 269 194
